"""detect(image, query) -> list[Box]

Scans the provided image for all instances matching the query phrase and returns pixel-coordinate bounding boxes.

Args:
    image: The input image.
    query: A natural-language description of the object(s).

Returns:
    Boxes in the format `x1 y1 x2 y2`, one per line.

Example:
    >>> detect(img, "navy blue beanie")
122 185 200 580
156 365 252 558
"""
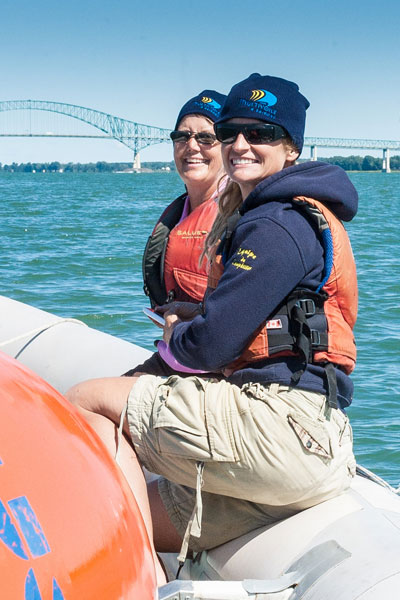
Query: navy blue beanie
215 74 309 152
175 90 226 129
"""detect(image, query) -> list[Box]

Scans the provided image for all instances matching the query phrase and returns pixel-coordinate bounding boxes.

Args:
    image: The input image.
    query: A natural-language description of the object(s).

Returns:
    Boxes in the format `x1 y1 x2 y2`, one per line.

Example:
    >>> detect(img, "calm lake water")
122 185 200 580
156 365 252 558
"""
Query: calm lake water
0 170 399 485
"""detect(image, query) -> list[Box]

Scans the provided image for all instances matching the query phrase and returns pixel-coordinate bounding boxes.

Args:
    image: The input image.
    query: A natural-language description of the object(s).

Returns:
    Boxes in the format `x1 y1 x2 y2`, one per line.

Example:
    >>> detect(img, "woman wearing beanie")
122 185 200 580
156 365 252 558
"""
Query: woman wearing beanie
66 74 358 582
123 89 226 378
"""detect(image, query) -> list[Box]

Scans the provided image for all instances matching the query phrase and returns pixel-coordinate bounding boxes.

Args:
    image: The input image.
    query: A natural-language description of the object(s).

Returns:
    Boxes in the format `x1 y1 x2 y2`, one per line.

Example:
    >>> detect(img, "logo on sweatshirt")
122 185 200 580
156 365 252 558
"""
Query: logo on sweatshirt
232 247 256 271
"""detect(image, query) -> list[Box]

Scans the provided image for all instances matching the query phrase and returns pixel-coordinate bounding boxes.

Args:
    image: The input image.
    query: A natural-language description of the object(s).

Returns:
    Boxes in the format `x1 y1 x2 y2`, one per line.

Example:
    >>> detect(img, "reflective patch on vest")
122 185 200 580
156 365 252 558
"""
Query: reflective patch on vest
176 229 209 239
232 247 257 271
266 319 282 329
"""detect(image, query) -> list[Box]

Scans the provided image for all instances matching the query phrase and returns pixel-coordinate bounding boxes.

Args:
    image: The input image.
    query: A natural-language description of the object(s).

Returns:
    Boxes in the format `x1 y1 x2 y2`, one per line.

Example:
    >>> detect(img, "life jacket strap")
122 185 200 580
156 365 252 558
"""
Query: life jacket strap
324 362 338 409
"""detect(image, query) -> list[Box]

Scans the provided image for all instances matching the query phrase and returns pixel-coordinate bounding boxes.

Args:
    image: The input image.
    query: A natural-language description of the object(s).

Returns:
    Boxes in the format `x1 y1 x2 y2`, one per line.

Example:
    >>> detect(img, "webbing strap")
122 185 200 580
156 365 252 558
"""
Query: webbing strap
177 461 204 570
324 362 338 409
292 305 312 363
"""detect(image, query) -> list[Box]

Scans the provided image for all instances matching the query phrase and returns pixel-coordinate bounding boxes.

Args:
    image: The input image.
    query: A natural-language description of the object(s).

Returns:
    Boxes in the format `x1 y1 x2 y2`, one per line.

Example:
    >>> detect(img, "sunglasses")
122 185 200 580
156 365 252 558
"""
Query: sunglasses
214 123 287 145
170 130 217 145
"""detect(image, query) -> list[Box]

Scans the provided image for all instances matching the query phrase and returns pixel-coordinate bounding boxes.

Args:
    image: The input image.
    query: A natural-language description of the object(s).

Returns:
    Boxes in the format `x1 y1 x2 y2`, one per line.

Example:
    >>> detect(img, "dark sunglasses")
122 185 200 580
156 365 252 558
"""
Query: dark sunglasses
214 122 287 145
170 130 217 145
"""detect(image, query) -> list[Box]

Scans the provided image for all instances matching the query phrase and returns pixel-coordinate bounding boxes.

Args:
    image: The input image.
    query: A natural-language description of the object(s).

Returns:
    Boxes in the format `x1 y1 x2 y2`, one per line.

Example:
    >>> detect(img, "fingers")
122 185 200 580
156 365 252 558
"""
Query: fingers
163 314 181 344
164 313 181 326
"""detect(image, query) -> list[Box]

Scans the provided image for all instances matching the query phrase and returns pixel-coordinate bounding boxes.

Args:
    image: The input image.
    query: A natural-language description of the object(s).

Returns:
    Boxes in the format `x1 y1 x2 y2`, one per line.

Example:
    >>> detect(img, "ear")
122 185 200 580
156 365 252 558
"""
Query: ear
285 147 300 166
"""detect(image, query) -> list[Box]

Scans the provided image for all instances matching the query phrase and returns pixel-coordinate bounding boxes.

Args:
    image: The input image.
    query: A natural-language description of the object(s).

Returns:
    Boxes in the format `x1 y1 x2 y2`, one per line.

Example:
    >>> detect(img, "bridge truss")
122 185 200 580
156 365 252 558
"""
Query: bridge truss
304 137 400 172
1 100 399 171
304 137 400 150
0 100 172 160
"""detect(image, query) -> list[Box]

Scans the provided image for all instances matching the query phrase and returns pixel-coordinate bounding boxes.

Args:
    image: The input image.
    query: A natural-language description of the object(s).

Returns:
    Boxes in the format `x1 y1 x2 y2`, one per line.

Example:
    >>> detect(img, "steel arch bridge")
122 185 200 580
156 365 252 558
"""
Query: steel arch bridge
0 100 172 160
304 137 400 151
1 100 399 171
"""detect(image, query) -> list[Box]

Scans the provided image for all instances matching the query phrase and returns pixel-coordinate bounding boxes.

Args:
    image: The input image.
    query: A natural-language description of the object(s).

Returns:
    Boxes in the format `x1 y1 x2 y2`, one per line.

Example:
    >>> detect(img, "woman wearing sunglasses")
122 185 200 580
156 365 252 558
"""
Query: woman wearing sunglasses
123 89 226 378
67 74 358 581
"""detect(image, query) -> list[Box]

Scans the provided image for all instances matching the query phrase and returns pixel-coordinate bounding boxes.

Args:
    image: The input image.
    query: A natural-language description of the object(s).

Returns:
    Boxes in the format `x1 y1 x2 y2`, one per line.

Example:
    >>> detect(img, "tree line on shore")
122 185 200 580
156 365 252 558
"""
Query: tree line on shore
0 161 177 173
0 156 399 173
321 155 400 171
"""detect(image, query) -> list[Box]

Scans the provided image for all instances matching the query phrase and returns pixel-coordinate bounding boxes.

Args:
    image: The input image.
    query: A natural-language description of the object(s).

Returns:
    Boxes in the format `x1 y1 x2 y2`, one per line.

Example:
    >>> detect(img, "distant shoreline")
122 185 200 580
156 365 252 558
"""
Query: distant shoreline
0 156 399 173
0 161 177 174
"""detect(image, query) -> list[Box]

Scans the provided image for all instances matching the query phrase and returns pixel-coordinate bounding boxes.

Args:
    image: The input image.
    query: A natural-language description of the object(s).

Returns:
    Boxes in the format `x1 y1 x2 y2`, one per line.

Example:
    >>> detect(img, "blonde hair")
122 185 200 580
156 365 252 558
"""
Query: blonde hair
203 179 243 260
203 137 299 260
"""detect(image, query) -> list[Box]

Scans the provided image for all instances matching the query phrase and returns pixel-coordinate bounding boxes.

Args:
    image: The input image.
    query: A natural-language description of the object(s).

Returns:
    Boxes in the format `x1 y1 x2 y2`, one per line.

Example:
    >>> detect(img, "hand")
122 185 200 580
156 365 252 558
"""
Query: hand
156 301 202 321
163 313 182 345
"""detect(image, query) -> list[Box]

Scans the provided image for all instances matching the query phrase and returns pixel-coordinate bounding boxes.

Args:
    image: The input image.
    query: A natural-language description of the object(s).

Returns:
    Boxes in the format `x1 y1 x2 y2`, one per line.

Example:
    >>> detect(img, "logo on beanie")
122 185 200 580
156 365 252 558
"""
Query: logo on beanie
249 89 277 107
201 96 222 110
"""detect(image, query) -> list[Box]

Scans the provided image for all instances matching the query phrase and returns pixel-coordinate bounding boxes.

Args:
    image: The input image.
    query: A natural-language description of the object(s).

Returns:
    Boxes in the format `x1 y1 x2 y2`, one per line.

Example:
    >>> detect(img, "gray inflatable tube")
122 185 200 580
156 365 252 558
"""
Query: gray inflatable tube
0 295 151 394
1 294 400 599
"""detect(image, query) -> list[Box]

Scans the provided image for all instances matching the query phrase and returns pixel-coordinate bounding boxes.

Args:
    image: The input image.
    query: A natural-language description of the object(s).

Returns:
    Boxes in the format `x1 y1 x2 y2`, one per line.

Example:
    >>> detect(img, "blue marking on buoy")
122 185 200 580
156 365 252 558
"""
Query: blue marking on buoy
8 496 50 558
0 499 29 559
53 578 65 599
25 568 42 600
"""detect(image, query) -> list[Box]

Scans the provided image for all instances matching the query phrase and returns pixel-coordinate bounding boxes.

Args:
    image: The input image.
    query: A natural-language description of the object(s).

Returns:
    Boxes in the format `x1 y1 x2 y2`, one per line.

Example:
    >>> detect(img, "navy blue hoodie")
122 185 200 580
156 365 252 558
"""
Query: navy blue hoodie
169 161 358 408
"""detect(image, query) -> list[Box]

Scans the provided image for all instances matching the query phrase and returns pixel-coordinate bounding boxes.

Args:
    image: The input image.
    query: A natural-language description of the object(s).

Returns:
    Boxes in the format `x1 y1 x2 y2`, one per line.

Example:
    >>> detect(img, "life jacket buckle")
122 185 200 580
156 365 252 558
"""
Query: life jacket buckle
296 298 316 317
167 290 176 303
311 329 321 346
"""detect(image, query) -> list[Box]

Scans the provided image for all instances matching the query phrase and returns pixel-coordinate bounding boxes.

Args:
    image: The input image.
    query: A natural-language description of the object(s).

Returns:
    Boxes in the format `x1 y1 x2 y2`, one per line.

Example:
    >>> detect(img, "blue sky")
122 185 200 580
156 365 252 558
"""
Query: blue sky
1 0 399 163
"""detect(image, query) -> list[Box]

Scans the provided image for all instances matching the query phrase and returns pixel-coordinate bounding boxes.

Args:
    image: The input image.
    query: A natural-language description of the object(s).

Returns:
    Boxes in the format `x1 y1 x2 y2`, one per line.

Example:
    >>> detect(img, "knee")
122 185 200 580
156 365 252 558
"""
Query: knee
64 376 136 418
64 383 80 406
64 380 93 410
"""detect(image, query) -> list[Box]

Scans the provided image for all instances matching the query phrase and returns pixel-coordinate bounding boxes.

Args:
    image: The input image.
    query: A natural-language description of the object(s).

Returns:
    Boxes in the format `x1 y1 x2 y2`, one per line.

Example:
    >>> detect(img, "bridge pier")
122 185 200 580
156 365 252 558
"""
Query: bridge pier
382 148 391 173
310 145 317 161
133 152 141 171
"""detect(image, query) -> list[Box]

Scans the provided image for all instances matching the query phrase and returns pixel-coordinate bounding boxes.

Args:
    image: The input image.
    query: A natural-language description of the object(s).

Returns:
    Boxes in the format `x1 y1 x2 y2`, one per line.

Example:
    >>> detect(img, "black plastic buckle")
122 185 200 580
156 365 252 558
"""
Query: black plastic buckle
311 329 321 346
167 290 176 302
296 299 316 317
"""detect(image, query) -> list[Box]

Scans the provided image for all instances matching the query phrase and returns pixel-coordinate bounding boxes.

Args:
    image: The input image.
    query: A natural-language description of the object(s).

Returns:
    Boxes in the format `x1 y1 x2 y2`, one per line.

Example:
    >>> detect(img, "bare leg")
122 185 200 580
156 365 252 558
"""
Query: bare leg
66 377 174 585
148 479 183 552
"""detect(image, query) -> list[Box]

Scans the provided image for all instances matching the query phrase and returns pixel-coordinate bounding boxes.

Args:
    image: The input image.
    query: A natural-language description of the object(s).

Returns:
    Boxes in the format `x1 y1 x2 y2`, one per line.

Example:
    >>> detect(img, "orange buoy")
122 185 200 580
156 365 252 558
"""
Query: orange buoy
0 351 156 599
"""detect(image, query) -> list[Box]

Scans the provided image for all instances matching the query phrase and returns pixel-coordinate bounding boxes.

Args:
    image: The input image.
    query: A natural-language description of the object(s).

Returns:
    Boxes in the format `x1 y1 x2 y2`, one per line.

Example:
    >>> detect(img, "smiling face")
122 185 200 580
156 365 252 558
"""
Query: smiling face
220 118 299 198
173 114 224 199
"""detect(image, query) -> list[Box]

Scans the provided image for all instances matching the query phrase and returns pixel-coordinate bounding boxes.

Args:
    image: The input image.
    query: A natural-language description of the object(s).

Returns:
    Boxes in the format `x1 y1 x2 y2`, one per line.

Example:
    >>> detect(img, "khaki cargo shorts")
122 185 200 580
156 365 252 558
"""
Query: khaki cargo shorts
126 374 356 551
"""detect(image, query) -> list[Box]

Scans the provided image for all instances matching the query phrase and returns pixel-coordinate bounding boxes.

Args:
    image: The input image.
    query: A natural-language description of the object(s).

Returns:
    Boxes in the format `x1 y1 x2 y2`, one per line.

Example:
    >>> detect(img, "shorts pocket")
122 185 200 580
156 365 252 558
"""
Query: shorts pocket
288 411 332 459
151 378 212 460
150 377 238 462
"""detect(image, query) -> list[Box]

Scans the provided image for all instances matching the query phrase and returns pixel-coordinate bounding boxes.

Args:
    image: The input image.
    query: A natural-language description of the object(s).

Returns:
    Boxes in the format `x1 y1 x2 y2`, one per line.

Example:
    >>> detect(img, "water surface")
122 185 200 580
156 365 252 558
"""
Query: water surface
1 170 399 485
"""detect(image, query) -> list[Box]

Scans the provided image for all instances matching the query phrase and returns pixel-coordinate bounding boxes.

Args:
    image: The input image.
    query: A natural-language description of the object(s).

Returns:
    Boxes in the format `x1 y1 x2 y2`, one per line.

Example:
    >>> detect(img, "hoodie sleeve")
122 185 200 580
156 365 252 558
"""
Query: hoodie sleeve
169 206 323 371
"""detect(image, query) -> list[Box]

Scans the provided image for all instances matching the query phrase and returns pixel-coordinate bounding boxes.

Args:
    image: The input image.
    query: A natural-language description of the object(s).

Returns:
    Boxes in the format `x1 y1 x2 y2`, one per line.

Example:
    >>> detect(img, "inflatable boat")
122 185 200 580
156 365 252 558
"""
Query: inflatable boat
1 294 399 600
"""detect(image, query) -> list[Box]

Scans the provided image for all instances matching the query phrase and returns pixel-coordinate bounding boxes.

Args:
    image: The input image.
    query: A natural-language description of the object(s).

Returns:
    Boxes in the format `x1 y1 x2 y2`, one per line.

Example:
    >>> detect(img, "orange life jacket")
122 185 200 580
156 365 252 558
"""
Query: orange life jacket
143 193 218 306
207 196 358 380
